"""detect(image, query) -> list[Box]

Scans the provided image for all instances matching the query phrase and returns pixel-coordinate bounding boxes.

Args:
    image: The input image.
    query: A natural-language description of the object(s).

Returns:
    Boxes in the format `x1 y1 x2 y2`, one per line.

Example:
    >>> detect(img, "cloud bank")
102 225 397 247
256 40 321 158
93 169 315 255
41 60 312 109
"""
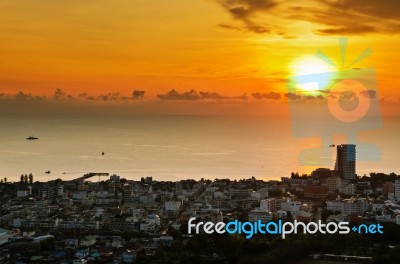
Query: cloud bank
214 0 400 36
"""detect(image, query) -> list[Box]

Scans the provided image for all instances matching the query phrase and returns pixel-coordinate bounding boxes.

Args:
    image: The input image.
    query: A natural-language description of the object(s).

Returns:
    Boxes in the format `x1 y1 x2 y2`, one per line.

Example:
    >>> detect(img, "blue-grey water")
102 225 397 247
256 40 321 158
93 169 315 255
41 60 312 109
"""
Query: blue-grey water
0 114 398 182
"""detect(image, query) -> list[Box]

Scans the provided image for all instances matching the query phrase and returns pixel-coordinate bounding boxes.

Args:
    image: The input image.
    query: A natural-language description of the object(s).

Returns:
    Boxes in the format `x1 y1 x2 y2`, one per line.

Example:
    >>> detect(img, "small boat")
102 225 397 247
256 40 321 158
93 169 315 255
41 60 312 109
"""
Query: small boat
26 136 38 140
45 171 51 174
102 152 105 155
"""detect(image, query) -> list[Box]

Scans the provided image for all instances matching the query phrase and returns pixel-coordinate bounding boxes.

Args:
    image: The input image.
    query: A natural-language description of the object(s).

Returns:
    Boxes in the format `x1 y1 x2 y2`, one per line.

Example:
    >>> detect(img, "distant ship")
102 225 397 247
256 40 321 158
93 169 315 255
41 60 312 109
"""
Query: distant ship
26 136 38 140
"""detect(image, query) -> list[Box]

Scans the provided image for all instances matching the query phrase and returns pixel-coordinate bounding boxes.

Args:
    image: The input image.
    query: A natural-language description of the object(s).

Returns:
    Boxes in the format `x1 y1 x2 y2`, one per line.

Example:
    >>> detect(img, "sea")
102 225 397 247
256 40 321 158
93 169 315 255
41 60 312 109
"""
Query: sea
0 114 399 182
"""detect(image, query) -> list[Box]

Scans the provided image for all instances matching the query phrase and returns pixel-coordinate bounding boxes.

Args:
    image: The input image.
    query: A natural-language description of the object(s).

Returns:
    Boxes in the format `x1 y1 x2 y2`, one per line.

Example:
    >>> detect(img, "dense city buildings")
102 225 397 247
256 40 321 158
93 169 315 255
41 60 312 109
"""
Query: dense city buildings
0 169 399 263
0 144 400 263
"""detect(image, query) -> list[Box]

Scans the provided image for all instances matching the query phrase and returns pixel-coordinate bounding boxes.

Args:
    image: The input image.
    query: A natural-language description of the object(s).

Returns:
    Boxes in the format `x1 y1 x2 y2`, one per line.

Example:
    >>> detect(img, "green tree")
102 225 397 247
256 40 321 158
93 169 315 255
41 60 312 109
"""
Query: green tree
24 174 28 184
20 174 24 183
29 173 33 184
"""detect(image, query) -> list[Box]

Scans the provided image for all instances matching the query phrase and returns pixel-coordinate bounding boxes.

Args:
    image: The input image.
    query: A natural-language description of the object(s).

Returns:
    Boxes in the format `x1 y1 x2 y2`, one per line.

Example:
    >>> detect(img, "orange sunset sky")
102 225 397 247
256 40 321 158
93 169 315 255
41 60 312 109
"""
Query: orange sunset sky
0 0 399 115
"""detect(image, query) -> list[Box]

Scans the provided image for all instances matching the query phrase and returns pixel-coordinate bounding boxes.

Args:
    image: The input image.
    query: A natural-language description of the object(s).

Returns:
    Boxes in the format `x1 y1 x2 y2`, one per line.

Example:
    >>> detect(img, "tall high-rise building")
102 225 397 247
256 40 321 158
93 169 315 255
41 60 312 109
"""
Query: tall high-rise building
38 184 54 201
335 144 356 180
123 184 134 204
394 180 400 201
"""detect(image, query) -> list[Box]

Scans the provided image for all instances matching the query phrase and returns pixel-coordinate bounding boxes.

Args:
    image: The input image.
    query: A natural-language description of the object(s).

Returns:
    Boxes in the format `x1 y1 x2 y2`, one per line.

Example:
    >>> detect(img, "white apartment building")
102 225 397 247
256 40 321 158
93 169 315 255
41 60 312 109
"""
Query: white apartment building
260 198 276 212
248 209 272 223
341 183 356 195
325 176 341 192
165 201 182 213
281 200 301 214
342 198 367 216
327 200 343 212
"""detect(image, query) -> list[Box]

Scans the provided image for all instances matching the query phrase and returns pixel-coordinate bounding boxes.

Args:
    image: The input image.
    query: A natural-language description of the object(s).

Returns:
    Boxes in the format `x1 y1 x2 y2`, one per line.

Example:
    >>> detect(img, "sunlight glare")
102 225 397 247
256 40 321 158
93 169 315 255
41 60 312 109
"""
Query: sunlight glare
290 56 337 93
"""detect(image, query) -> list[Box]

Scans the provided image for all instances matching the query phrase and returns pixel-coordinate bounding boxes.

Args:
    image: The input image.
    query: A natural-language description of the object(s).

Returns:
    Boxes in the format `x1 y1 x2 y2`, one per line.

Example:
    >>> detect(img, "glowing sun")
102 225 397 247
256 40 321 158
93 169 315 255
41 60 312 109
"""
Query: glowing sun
290 56 337 92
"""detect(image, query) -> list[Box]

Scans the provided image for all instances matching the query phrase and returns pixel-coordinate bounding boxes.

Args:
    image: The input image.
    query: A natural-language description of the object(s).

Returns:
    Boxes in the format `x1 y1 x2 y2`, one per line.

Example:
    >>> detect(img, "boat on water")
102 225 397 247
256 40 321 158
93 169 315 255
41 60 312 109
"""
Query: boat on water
26 136 38 140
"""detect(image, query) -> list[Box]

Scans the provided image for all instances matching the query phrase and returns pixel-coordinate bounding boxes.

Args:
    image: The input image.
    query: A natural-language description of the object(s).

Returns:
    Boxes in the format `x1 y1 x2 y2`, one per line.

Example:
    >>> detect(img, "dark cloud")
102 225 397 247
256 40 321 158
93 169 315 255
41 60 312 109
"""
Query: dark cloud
100 95 109 101
111 92 120 97
217 23 242 31
97 92 121 101
360 89 377 99
78 92 94 101
316 25 376 35
308 0 400 35
54 88 74 100
215 0 400 36
286 93 302 100
327 0 400 20
285 6 375 35
157 89 249 101
13 91 45 101
252 93 264 100
218 22 269 33
54 88 66 100
0 91 44 101
3 89 246 103
219 0 277 19
304 94 324 101
132 90 145 100
339 90 357 100
252 92 281 100
199 91 230 99
15 91 34 100
157 89 202 100
285 93 326 102
338 91 359 111
109 92 121 100
232 93 249 100
243 20 270 33
216 0 277 33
